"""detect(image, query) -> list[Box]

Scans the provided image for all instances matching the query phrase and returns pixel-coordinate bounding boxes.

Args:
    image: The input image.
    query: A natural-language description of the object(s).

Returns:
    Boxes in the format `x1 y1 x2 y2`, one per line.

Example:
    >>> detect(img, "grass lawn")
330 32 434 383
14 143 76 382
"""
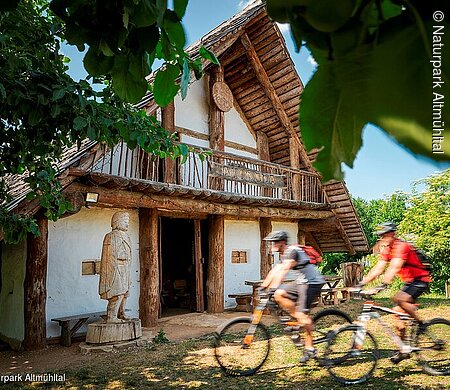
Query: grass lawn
2 296 450 389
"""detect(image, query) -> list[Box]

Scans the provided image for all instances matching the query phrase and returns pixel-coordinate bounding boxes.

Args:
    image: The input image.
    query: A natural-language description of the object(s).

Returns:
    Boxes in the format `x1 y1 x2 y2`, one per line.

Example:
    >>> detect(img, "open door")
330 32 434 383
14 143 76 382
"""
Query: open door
194 220 204 312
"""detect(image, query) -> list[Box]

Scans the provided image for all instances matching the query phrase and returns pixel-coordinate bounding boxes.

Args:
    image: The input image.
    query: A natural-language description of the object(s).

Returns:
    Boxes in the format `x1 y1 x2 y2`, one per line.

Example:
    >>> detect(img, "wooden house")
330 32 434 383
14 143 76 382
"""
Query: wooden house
0 1 368 350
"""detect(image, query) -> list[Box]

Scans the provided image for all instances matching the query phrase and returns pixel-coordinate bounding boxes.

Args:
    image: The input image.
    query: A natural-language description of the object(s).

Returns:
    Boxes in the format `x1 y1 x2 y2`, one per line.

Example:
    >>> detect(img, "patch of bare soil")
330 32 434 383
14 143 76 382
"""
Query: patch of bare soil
0 311 242 374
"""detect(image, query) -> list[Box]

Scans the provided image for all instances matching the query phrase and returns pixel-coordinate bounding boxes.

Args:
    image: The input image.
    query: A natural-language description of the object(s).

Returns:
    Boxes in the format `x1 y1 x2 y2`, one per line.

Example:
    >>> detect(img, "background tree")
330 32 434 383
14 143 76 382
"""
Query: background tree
398 169 450 293
322 193 407 274
0 0 217 243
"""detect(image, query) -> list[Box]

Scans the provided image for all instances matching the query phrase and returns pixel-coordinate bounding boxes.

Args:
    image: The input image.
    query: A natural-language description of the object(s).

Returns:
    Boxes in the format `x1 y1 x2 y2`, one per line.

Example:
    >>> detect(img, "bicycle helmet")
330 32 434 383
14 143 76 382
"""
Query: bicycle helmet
263 230 289 242
375 221 397 236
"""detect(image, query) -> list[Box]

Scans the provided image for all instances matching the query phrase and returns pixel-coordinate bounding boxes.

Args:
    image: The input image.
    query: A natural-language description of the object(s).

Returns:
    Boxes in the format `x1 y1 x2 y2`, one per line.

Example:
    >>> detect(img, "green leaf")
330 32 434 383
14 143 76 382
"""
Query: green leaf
111 54 149 102
51 104 61 118
128 53 150 81
52 89 66 100
153 63 180 107
73 116 88 131
84 46 115 76
156 0 168 26
174 0 188 19
180 59 190 100
28 109 41 126
0 83 6 99
163 11 186 50
99 39 115 57
131 0 158 27
199 47 219 65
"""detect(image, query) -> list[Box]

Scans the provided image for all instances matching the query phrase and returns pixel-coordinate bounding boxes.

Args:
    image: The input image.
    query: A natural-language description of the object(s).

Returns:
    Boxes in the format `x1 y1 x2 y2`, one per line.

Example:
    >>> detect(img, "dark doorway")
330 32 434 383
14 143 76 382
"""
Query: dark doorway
160 217 207 316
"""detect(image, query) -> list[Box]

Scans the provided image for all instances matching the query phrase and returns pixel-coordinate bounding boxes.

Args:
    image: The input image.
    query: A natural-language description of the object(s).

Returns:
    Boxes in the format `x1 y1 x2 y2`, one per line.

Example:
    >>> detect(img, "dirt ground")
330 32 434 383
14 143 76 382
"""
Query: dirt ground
0 311 242 375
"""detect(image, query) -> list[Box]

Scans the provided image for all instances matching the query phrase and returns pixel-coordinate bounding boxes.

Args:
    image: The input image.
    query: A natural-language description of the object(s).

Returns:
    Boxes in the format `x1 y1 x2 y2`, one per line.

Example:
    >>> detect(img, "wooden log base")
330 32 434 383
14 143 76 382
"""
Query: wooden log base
86 319 142 345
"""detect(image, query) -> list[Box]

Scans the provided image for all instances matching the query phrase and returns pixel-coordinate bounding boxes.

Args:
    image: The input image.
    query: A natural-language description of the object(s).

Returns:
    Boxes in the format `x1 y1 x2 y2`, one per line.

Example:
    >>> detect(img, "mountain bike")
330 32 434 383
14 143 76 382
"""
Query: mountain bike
213 289 352 376
323 288 450 385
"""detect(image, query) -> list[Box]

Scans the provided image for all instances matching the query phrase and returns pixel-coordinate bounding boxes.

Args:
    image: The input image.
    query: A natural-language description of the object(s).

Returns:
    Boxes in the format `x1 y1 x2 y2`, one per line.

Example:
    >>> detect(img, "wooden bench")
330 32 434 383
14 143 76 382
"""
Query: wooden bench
51 311 106 346
228 293 253 312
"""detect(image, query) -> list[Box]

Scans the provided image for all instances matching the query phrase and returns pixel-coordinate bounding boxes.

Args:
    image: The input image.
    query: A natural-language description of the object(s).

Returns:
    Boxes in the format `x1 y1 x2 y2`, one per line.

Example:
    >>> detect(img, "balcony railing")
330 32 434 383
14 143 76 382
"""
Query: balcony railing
90 141 326 204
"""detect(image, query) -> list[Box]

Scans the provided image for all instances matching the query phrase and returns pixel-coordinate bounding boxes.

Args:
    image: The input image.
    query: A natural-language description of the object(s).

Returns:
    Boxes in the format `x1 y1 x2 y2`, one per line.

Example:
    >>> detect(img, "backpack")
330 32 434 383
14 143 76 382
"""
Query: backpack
412 247 432 273
292 244 323 265
402 240 432 274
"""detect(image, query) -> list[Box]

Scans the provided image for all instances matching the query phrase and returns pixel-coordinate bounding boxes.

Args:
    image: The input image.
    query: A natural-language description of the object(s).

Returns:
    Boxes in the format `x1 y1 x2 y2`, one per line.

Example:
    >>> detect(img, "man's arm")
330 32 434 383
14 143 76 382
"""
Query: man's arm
260 260 295 289
383 257 404 285
361 259 389 285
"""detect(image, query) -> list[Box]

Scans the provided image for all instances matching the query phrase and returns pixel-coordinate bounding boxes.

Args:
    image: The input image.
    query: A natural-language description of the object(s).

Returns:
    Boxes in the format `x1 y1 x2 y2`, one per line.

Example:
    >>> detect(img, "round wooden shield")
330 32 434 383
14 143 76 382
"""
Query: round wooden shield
212 81 233 112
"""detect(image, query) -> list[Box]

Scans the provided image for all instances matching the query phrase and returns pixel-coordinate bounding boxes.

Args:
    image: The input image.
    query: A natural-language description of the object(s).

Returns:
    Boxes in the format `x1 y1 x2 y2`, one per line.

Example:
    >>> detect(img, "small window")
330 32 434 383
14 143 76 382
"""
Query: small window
231 250 248 264
82 260 101 275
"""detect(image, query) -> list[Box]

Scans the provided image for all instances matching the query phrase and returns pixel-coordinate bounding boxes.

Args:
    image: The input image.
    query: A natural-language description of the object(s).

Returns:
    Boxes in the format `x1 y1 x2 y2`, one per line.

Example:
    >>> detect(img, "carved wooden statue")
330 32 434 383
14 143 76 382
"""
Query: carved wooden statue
99 211 132 323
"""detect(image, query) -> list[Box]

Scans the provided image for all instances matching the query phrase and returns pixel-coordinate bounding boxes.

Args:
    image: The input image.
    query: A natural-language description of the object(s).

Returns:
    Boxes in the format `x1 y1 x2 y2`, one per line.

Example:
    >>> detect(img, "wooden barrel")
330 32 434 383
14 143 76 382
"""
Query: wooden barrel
341 262 364 287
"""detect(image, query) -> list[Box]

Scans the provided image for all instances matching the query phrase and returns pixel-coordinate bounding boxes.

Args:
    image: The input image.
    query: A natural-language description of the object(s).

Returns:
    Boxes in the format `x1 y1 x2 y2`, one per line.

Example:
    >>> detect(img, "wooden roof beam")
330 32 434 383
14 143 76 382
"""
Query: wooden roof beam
240 32 311 169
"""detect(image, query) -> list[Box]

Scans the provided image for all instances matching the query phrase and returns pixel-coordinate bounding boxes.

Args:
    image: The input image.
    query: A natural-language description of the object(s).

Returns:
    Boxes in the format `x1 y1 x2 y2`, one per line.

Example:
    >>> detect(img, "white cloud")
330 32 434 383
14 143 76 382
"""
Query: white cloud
307 55 318 67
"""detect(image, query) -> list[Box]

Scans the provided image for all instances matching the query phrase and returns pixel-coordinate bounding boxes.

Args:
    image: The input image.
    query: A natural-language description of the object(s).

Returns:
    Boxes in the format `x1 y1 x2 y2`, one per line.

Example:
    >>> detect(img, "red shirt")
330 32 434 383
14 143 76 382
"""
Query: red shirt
381 239 431 283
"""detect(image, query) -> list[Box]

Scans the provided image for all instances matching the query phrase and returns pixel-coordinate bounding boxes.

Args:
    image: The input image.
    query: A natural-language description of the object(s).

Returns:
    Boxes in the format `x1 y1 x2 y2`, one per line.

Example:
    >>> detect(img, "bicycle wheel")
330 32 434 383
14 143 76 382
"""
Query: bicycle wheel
312 308 352 360
213 317 271 376
415 318 450 376
324 324 379 385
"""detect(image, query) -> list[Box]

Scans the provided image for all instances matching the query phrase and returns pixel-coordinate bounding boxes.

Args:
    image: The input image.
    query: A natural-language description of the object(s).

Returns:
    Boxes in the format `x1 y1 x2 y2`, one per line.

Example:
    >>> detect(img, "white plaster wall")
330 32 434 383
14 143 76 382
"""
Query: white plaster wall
0 241 26 349
46 208 140 338
175 78 209 135
224 107 257 154
223 220 260 309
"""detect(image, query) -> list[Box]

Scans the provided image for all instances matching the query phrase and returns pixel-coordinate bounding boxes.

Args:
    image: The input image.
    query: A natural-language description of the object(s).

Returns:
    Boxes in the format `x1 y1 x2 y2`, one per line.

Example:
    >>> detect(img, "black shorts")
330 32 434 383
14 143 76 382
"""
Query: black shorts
401 280 429 301
281 282 324 313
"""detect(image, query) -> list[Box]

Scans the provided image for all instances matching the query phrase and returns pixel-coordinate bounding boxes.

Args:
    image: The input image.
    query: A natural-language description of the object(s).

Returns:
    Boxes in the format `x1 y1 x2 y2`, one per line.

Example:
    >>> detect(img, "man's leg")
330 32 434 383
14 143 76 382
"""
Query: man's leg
106 295 123 323
118 292 132 320
274 288 296 316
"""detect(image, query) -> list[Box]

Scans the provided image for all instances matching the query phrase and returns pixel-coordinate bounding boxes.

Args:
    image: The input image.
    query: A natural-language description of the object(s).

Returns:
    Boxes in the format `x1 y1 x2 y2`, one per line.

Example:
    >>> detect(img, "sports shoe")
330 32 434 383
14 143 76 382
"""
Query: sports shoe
390 351 411 364
299 348 317 363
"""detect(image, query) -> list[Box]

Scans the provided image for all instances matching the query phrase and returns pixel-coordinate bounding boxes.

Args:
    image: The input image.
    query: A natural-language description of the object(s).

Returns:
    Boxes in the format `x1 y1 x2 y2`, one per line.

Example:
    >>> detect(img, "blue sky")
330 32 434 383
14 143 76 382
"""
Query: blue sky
63 0 449 200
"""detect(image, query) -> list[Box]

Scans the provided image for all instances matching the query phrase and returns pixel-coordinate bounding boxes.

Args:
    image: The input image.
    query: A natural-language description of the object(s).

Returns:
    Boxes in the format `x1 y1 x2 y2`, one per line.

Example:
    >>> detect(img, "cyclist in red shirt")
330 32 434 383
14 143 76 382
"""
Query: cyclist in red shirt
358 222 431 363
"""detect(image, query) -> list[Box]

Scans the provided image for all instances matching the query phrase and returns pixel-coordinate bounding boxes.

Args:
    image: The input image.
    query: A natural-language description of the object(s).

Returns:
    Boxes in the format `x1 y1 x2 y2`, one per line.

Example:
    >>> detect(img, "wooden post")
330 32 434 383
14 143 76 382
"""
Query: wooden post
194 220 204 312
23 215 48 350
257 132 271 197
260 218 272 278
341 262 364 287
290 136 301 200
162 101 176 184
297 228 306 245
139 208 159 327
209 67 225 191
206 215 224 313
209 66 225 152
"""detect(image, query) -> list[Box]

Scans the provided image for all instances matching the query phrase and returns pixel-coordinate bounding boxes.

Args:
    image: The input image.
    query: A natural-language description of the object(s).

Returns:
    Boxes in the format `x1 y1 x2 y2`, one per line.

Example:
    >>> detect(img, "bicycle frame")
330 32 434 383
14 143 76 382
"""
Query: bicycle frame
354 300 419 354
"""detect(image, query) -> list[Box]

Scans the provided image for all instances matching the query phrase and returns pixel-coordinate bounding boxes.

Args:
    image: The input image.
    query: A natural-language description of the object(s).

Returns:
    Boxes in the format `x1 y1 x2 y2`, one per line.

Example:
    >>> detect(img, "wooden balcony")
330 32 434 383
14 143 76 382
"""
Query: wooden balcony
90 142 326 204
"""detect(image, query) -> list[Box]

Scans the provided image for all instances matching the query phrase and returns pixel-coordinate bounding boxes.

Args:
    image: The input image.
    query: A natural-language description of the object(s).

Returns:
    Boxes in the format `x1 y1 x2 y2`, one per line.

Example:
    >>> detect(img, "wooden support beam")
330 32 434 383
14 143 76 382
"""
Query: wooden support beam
240 33 311 169
332 212 356 255
23 214 48 350
298 217 338 231
305 232 322 255
259 217 272 279
209 66 225 151
66 184 334 220
162 101 176 184
290 136 301 200
194 220 204 312
297 228 306 245
207 215 224 313
139 208 159 326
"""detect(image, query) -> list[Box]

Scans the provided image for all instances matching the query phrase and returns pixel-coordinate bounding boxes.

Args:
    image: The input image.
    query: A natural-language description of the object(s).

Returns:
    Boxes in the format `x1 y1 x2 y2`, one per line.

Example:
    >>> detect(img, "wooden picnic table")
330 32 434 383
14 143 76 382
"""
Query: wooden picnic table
245 275 344 308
